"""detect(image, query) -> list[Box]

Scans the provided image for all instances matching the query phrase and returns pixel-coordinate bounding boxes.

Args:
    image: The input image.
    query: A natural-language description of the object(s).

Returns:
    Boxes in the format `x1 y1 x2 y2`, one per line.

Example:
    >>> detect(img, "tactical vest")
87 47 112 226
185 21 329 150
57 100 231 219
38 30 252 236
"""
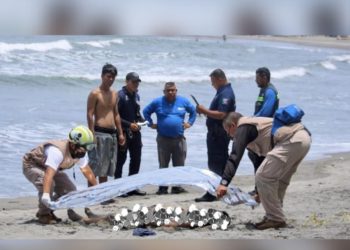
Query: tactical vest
23 140 79 170
254 83 279 116
237 117 273 157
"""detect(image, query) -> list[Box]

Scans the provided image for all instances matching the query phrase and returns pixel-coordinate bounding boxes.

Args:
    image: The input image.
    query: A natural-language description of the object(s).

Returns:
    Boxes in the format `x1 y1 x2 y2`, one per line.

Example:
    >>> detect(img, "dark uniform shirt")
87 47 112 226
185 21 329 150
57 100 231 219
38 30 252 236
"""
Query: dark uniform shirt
206 83 236 129
118 86 143 129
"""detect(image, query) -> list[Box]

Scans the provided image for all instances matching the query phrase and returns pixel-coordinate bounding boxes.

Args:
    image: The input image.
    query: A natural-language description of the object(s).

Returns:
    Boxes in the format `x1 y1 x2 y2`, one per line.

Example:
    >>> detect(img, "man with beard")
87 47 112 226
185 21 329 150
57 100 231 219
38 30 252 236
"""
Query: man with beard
22 125 97 224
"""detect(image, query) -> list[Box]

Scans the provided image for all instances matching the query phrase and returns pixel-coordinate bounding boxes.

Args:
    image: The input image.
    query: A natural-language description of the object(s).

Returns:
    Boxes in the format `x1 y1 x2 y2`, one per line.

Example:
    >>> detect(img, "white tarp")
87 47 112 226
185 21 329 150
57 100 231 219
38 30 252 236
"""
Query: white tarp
49 166 257 210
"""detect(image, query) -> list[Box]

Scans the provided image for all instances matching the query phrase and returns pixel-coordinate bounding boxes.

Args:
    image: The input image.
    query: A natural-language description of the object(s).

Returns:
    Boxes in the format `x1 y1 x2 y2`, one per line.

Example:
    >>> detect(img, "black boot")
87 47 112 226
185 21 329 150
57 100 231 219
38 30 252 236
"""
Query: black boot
194 192 217 202
156 186 168 195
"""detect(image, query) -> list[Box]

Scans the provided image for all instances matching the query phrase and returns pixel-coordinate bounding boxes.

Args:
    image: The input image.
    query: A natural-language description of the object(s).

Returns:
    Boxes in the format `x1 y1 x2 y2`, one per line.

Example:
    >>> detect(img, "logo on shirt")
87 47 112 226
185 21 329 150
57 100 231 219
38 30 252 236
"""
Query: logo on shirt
222 98 229 105
177 107 185 111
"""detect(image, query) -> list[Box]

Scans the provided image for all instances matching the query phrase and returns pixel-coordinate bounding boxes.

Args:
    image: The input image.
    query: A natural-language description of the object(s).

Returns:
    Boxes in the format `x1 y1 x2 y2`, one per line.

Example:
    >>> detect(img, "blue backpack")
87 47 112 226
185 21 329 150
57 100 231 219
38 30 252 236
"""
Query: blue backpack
271 104 305 135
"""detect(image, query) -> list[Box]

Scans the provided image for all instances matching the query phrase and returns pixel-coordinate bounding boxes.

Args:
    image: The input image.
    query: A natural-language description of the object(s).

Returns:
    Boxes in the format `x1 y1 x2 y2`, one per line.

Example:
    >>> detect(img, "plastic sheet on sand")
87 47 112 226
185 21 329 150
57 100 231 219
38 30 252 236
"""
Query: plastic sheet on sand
49 167 257 210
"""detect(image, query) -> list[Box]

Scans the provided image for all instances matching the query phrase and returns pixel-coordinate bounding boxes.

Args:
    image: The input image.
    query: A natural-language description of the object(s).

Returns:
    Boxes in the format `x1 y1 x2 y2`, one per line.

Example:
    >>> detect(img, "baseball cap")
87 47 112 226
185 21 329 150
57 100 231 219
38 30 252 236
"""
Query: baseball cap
126 72 141 82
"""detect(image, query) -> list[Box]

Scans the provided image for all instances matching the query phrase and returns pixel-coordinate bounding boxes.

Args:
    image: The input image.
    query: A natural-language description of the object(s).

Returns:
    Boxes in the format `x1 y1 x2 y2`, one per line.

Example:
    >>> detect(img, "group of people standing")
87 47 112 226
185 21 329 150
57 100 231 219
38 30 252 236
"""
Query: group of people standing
22 63 311 230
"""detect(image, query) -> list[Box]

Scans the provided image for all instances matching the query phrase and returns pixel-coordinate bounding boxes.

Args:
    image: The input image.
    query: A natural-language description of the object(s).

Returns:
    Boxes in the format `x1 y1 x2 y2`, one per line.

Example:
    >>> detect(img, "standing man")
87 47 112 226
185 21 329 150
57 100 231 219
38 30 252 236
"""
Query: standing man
216 112 311 230
22 125 97 224
143 82 196 195
195 69 236 202
87 63 125 189
114 72 146 196
248 67 279 195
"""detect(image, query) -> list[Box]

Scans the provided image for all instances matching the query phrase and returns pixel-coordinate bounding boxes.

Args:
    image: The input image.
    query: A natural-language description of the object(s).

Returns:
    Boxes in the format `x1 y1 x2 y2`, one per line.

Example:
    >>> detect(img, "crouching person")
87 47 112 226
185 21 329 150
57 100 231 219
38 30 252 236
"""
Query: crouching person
216 111 311 230
22 125 97 224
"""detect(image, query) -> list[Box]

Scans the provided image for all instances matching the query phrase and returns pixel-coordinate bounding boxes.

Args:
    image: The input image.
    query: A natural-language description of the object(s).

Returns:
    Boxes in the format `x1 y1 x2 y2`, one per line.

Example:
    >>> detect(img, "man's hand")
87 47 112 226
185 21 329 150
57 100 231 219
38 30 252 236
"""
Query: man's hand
183 122 191 129
118 134 126 145
151 124 157 129
41 193 52 207
130 123 140 132
216 185 228 198
196 104 206 115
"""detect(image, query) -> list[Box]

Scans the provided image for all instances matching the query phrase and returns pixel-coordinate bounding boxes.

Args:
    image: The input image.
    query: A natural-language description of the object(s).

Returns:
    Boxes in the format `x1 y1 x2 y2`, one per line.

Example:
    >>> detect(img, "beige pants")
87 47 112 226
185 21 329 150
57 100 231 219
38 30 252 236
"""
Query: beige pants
23 163 76 216
255 129 311 222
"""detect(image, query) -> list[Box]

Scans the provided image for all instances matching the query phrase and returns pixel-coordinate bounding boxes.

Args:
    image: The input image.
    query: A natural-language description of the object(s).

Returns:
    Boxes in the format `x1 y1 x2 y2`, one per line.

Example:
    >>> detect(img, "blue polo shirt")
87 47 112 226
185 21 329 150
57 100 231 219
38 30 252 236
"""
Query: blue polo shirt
143 95 196 138
206 83 236 129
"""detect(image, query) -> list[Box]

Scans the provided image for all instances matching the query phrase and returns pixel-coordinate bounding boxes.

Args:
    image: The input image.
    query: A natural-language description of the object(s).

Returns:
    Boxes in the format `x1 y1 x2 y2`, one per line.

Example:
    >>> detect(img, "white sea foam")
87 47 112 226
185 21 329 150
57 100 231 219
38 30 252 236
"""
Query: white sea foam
320 61 337 70
0 40 73 54
272 67 308 79
329 54 350 63
77 38 124 48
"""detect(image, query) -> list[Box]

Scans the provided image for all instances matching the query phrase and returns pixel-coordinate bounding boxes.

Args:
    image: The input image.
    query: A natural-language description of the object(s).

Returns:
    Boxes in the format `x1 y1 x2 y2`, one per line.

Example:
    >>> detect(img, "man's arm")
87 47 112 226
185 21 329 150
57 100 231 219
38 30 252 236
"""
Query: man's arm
142 101 156 127
186 99 197 126
196 105 227 120
87 91 97 132
217 125 258 198
255 89 277 117
42 167 56 194
81 165 97 186
114 94 125 145
221 125 258 185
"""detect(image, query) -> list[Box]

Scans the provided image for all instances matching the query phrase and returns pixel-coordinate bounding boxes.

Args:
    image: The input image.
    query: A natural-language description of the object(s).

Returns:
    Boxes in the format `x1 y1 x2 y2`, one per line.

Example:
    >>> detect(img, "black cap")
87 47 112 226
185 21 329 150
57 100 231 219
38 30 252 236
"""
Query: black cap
209 68 226 79
126 72 141 82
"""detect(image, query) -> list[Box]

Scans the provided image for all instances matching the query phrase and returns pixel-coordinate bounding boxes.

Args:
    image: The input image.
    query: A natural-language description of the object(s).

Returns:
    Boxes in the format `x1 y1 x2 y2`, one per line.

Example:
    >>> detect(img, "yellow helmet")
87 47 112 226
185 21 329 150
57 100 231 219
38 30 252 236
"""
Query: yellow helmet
69 125 94 149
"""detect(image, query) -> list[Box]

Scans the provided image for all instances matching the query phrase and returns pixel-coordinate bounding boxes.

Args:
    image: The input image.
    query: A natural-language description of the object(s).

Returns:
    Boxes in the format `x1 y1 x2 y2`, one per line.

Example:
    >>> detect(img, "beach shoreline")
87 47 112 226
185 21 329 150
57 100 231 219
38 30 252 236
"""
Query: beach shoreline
231 35 350 50
1 151 349 239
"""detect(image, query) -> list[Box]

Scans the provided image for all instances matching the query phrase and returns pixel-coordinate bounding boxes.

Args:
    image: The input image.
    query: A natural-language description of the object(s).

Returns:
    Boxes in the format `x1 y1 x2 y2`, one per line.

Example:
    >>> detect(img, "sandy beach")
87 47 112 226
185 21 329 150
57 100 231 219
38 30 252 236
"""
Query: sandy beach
1 35 349 240
1 151 349 239
231 35 350 50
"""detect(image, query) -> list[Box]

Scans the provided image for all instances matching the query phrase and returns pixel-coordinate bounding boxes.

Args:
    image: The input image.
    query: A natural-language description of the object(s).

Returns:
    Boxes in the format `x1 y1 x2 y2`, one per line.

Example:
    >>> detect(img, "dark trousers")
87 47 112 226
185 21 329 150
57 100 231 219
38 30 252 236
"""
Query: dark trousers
114 131 142 179
248 150 265 193
207 129 230 176
247 150 265 173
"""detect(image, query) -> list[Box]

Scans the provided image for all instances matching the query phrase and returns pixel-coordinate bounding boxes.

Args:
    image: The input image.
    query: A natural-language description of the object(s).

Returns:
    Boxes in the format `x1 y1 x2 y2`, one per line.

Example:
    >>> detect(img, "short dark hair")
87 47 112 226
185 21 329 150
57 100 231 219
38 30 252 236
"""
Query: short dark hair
256 67 270 82
210 68 226 79
102 63 117 77
164 82 176 89
223 112 243 128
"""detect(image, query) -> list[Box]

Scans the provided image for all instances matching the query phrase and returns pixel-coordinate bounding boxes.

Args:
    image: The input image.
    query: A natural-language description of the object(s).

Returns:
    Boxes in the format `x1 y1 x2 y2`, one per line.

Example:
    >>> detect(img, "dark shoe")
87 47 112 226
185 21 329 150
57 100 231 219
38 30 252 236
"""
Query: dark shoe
156 187 168 195
100 199 115 205
171 186 187 194
128 189 147 196
254 219 287 230
194 192 217 202
119 193 129 198
37 212 62 224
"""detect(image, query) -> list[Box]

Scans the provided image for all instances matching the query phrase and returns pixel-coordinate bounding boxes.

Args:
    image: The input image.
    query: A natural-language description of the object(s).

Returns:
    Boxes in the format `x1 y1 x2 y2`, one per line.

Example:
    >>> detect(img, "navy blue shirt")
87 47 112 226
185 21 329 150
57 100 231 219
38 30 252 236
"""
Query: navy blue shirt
118 86 143 129
206 83 236 129
143 95 196 138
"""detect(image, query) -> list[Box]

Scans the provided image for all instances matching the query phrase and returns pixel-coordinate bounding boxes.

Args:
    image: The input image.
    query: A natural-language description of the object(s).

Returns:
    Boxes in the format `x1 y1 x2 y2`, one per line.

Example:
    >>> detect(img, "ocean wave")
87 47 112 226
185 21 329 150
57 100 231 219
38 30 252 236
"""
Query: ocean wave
320 61 337 70
0 66 309 85
0 40 73 54
272 67 308 79
76 38 124 48
329 54 350 63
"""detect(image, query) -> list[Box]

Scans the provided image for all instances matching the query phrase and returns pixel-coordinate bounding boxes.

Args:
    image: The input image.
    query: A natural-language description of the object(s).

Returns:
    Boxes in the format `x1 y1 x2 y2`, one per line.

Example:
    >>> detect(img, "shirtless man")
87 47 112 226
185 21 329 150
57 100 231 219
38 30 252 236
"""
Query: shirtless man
87 63 125 188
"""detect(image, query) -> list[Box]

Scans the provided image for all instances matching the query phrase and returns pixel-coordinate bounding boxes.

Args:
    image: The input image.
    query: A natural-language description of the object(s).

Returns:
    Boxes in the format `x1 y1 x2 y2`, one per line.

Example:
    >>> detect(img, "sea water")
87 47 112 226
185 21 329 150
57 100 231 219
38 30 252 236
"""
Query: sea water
1 36 349 197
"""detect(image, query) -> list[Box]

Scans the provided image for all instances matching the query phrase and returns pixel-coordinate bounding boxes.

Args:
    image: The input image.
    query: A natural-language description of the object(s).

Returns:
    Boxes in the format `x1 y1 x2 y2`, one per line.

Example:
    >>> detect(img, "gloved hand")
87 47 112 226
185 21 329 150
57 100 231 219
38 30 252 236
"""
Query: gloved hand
41 193 52 208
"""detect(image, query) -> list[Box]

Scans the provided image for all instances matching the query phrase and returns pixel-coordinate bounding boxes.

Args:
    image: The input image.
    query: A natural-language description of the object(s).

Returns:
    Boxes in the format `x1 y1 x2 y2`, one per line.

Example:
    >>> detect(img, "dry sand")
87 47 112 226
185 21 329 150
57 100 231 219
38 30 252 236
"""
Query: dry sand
1 151 349 239
231 35 350 50
1 36 349 240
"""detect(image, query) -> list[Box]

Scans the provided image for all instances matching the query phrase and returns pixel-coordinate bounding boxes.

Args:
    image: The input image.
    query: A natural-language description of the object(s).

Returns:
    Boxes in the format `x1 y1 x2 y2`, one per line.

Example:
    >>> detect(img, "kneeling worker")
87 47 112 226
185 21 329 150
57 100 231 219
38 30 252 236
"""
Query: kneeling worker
216 112 311 230
22 125 97 224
